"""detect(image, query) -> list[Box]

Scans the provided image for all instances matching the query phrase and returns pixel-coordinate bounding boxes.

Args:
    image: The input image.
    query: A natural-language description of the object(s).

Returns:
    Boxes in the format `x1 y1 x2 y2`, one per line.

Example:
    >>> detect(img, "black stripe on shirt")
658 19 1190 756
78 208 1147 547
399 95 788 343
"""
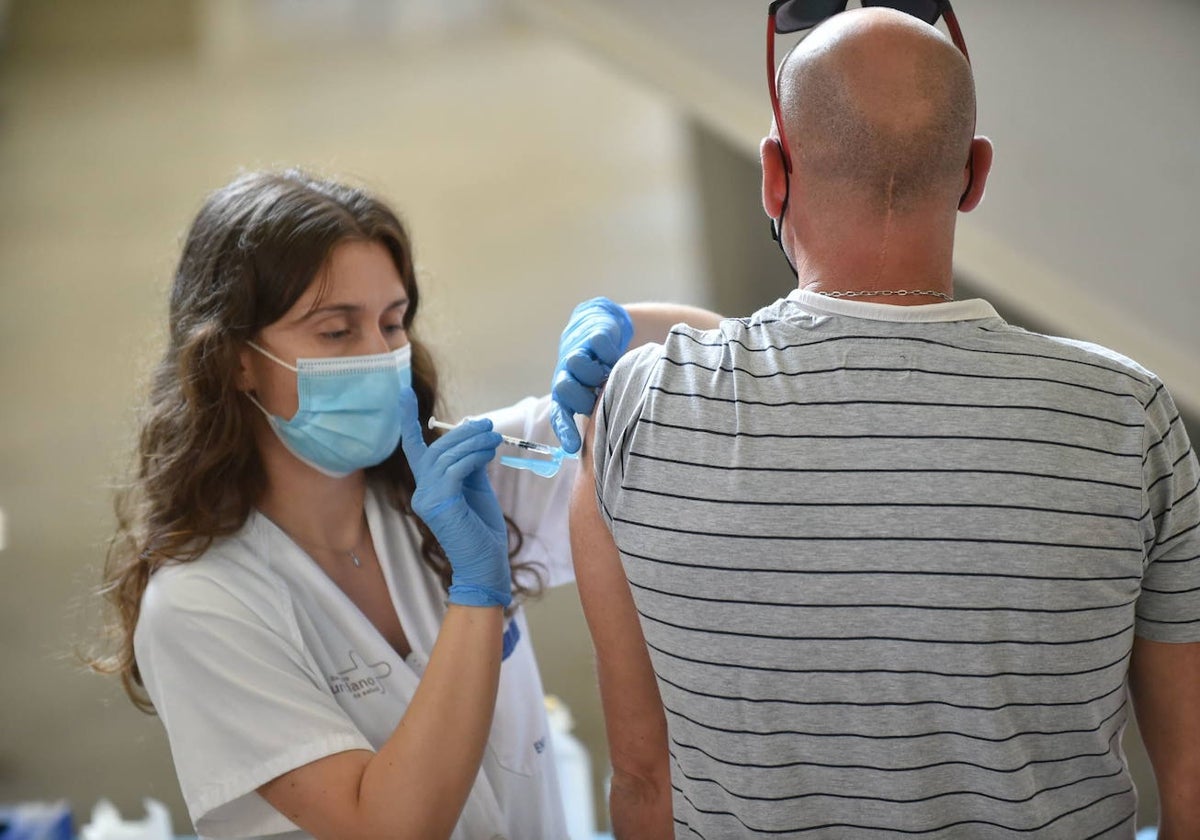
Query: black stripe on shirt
644 638 1131 678
668 754 1125 806
1081 810 1138 840
1150 552 1200 565
627 450 1142 490
669 727 1124 775
1143 413 1184 462
621 483 1145 522
1137 615 1200 626
663 696 1126 743
617 545 1142 583
638 606 1134 648
636 416 1142 460
647 384 1143 429
1142 381 1167 413
614 515 1142 554
655 670 1126 712
629 578 1137 616
1141 582 1200 596
1155 519 1200 550
658 355 1142 402
1145 448 1197 495
668 780 1134 835
1152 478 1200 524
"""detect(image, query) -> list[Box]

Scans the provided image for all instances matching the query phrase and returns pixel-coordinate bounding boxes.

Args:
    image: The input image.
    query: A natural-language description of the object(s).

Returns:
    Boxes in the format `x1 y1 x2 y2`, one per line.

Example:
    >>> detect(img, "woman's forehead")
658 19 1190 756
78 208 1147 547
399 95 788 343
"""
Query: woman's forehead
300 239 408 313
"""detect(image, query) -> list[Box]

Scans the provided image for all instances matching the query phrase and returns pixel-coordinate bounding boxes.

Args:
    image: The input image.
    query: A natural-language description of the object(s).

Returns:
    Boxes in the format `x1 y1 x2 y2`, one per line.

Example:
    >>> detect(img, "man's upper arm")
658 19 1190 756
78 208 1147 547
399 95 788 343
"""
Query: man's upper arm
569 416 670 793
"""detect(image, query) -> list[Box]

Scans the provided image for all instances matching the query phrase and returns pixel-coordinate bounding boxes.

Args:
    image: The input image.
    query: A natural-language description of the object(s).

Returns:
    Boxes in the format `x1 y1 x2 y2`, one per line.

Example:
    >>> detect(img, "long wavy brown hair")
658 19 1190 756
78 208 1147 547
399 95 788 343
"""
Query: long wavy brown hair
93 169 542 712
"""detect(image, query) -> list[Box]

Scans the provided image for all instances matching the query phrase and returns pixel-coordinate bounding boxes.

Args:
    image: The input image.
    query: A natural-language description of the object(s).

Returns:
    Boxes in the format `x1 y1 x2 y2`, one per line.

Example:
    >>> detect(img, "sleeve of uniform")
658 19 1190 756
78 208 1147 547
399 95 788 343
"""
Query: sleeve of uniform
485 394 581 588
593 342 664 531
1135 379 1200 642
134 564 371 838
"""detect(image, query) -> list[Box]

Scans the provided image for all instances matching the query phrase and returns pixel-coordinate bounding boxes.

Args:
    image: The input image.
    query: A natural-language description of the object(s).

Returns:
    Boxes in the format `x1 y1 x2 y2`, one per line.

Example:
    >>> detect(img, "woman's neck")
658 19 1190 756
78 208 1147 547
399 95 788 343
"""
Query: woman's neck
255 429 370 551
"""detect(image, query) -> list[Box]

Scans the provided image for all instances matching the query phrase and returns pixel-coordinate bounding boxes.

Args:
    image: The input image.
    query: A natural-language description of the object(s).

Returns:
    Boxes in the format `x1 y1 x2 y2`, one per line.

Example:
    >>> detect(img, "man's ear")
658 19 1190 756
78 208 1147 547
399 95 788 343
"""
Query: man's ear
760 136 789 221
958 136 994 213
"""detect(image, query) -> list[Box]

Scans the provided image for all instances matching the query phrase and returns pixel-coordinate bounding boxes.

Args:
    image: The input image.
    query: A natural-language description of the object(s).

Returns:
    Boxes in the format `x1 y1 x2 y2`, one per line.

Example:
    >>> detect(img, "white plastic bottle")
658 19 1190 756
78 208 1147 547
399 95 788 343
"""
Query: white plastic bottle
80 799 173 840
545 695 596 840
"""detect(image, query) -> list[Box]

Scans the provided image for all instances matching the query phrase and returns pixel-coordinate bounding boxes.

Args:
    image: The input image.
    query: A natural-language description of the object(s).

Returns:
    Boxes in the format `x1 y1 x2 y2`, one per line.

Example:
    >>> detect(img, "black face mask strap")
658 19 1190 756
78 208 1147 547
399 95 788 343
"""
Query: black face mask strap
959 147 976 209
768 139 798 278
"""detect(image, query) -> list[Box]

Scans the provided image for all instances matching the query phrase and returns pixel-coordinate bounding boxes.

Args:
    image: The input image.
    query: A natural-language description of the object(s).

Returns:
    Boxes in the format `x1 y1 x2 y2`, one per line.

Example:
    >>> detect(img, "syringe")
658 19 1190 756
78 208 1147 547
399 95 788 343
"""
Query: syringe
427 416 558 456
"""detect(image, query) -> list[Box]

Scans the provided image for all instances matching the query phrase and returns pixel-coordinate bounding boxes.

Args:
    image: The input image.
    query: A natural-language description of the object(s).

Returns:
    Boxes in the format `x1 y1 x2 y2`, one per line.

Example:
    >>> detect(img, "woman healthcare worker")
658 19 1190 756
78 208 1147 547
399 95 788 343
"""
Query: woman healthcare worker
94 169 720 840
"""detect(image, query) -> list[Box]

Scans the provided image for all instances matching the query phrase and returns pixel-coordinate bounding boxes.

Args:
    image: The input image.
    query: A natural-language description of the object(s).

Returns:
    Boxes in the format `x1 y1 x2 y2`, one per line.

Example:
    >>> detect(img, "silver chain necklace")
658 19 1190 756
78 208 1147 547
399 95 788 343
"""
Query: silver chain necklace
815 289 954 302
270 515 368 568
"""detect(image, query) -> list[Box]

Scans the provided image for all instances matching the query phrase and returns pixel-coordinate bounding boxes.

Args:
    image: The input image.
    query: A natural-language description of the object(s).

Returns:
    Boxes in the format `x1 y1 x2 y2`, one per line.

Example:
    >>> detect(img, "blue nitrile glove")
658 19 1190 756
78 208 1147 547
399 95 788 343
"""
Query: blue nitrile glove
399 387 511 608
550 296 634 454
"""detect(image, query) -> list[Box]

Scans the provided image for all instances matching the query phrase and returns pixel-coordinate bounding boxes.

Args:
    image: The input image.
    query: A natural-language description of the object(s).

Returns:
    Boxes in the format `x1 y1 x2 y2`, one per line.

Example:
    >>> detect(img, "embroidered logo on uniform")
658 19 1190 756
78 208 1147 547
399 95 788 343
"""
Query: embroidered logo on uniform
329 650 393 699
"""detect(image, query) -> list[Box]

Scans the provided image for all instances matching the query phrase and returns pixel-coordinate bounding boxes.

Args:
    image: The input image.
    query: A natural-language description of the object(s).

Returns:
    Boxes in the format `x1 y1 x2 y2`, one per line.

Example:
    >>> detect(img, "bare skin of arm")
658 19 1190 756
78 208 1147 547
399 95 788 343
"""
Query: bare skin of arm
569 422 673 839
258 604 502 840
1128 636 1200 839
624 302 723 349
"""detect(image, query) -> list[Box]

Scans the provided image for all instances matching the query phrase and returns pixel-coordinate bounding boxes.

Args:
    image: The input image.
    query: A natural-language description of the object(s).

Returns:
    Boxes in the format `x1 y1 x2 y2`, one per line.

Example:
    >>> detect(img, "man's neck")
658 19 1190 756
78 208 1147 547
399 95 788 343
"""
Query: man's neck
790 210 957 304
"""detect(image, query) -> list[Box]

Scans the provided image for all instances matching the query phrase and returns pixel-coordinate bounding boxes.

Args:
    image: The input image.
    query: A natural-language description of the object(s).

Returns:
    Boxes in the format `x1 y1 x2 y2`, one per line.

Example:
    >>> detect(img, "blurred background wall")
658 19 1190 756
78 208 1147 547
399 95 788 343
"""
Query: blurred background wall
0 0 1194 834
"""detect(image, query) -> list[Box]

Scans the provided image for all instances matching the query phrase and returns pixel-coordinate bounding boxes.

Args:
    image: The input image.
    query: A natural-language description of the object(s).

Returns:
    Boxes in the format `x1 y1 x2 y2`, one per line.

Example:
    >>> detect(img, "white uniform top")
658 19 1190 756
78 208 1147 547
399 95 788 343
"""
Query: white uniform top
134 396 577 840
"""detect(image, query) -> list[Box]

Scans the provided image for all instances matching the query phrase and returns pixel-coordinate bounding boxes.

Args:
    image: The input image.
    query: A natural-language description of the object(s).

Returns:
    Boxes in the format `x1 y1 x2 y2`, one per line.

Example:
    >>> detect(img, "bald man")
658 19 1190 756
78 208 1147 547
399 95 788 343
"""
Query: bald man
569 8 1200 839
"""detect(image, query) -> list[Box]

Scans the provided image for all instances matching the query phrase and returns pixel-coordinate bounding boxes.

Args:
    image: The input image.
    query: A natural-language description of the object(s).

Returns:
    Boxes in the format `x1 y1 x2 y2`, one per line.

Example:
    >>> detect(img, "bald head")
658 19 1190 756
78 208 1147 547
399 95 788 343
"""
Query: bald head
777 7 976 215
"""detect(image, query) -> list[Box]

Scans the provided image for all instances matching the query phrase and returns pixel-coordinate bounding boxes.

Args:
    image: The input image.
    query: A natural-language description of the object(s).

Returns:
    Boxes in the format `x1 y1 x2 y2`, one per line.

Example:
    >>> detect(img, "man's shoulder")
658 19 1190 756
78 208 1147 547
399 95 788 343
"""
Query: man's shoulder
608 320 743 387
657 316 761 357
1035 334 1156 379
989 324 1162 391
610 337 670 384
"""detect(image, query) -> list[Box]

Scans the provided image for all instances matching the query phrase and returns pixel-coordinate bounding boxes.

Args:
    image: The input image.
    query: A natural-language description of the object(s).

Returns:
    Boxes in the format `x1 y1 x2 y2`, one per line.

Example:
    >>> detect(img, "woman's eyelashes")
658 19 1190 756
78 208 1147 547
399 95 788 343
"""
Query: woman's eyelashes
318 326 353 341
315 320 406 343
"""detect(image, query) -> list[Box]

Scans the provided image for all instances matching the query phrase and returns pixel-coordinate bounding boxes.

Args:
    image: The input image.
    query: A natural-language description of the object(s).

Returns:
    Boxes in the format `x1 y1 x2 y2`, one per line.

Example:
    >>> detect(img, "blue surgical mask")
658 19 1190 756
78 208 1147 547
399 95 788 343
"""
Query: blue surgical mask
246 341 412 478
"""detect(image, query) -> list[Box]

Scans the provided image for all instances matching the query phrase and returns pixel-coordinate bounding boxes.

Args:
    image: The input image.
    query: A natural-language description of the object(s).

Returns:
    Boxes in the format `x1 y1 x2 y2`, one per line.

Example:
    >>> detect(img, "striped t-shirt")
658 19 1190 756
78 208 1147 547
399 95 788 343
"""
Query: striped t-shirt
593 290 1200 839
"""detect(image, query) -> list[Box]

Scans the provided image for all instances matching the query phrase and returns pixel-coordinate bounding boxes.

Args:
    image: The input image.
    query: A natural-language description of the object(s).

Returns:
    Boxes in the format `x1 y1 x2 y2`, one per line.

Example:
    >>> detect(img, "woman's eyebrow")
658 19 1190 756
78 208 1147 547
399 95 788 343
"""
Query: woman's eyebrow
299 297 408 321
300 303 359 320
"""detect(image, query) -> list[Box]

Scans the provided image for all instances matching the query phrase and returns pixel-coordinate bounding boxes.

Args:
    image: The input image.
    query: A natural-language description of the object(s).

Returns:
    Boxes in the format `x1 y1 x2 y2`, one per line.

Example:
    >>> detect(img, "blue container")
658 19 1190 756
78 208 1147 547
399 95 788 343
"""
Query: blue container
0 802 73 840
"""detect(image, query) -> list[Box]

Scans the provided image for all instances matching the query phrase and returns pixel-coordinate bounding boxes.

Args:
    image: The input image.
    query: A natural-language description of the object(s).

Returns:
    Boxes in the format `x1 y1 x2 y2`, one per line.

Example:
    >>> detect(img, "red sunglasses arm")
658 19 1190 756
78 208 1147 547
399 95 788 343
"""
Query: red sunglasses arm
943 7 970 63
767 13 793 173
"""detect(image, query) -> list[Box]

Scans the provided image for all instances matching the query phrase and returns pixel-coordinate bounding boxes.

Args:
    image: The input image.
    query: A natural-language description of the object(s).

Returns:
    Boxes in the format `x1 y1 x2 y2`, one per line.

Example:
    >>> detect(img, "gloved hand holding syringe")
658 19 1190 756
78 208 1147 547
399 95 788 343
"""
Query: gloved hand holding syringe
428 417 579 478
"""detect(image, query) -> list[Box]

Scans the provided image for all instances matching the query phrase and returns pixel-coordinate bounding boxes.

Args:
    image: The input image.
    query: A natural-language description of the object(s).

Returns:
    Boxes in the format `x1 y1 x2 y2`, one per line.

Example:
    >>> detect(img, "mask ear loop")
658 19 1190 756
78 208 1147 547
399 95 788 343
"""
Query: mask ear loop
768 139 798 278
242 340 297 422
244 391 273 419
958 141 976 209
246 340 299 372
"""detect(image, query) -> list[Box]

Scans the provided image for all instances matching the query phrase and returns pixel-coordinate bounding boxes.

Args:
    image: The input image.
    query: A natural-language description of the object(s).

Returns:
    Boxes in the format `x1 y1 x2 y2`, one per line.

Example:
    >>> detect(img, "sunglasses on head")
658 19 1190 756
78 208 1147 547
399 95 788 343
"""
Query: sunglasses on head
770 0 965 39
767 0 970 174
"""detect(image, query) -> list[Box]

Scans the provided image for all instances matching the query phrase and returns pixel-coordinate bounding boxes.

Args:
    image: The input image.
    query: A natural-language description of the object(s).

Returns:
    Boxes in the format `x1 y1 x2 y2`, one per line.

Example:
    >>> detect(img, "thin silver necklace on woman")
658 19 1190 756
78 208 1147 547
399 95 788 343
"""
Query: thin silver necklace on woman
271 514 369 568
